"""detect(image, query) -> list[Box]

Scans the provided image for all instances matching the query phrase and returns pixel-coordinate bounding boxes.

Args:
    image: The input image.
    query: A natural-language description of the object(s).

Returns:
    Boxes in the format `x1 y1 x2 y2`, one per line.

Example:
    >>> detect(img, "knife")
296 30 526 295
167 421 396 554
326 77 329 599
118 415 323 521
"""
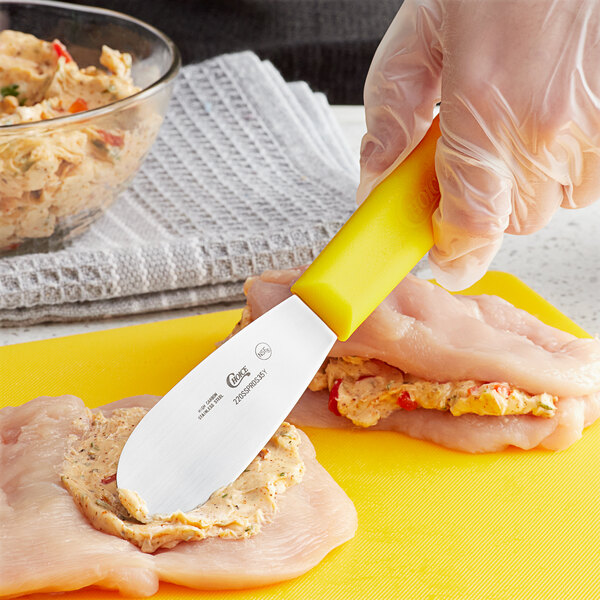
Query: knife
117 116 441 517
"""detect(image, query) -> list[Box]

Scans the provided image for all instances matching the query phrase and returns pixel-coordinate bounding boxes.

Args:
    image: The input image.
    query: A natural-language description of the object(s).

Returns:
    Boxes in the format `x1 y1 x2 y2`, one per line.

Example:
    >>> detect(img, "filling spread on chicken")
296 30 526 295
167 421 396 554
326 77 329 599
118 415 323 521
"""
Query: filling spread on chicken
61 407 304 553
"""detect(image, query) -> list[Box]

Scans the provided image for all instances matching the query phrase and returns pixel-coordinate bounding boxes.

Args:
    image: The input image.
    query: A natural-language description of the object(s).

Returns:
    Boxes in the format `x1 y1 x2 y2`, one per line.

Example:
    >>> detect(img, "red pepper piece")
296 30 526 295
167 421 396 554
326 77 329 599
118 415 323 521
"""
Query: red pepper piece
98 129 125 147
53 40 73 63
101 473 117 485
328 378 342 416
68 98 88 113
397 391 418 411
357 375 374 381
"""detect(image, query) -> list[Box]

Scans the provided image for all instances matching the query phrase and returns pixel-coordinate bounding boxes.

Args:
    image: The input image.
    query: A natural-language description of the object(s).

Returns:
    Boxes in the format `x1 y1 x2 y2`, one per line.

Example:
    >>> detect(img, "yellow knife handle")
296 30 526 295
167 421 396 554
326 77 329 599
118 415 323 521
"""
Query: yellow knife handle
291 116 441 341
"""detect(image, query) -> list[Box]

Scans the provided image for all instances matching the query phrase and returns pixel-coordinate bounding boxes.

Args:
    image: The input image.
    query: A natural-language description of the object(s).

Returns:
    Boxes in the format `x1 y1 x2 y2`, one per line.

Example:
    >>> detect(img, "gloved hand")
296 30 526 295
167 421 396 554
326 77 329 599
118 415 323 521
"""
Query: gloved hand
359 0 600 291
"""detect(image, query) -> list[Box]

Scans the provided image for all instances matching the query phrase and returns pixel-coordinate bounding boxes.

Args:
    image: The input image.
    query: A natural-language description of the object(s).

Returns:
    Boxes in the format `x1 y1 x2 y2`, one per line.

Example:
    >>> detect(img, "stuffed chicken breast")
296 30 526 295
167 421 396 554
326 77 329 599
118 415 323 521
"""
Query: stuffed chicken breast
231 268 600 453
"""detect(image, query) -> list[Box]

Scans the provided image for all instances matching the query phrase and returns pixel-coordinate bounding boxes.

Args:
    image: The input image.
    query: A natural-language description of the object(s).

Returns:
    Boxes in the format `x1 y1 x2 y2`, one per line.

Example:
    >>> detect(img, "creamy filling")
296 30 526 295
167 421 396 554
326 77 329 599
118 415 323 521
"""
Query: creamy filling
61 407 304 553
309 356 558 427
0 30 161 248
0 31 138 125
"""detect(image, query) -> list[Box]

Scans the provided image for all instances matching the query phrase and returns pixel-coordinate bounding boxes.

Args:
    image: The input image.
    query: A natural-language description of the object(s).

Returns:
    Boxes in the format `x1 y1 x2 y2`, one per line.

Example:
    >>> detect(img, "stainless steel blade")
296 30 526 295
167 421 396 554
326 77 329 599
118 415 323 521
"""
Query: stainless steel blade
116 295 337 516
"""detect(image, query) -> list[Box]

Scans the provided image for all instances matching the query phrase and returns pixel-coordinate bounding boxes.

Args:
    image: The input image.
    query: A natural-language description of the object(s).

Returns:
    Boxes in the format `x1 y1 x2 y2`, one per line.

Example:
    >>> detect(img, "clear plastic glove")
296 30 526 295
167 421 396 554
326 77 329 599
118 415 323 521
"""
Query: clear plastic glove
359 0 600 291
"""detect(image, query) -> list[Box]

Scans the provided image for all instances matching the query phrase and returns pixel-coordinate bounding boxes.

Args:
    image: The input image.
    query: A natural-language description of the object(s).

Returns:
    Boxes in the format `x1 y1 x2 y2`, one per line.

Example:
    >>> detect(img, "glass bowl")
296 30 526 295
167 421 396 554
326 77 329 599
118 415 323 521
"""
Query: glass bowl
0 0 181 254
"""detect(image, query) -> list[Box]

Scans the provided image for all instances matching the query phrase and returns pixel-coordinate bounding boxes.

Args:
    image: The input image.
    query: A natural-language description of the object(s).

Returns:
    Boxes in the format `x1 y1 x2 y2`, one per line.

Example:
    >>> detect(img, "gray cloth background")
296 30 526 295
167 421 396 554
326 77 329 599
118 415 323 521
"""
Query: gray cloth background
0 52 359 325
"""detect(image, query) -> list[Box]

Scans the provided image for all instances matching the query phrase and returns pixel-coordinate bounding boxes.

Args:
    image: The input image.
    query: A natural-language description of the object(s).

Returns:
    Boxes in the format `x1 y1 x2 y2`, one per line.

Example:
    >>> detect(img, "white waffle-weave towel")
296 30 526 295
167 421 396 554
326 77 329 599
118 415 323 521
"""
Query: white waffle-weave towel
0 52 359 325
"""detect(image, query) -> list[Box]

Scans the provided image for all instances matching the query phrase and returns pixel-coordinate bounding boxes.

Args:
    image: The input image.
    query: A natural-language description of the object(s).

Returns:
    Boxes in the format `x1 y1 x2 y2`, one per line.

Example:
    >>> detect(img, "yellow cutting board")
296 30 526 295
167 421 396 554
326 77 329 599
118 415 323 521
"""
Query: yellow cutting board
2 271 597 600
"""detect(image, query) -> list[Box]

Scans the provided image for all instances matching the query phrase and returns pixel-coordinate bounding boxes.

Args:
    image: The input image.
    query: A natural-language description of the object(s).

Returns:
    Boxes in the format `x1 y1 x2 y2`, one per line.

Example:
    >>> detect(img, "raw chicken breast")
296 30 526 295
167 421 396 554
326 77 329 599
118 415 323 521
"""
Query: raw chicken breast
242 268 600 452
245 269 600 397
0 395 357 598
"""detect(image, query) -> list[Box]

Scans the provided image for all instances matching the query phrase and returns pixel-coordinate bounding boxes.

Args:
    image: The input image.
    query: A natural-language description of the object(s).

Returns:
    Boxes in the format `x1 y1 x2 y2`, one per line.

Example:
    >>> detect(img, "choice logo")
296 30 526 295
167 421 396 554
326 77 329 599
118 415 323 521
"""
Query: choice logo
226 366 251 388
255 342 272 360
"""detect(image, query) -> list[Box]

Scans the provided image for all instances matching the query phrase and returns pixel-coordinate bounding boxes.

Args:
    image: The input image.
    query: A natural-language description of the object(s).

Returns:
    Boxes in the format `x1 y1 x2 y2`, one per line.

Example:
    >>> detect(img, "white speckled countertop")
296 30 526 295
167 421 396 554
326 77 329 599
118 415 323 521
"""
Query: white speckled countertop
0 105 598 346
486 208 598 334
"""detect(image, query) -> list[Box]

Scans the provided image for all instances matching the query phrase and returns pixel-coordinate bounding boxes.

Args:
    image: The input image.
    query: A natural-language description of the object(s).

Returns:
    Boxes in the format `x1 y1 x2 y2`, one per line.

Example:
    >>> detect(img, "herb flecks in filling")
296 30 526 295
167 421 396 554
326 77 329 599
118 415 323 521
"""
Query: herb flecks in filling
0 30 161 249
61 408 304 553
310 356 558 427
